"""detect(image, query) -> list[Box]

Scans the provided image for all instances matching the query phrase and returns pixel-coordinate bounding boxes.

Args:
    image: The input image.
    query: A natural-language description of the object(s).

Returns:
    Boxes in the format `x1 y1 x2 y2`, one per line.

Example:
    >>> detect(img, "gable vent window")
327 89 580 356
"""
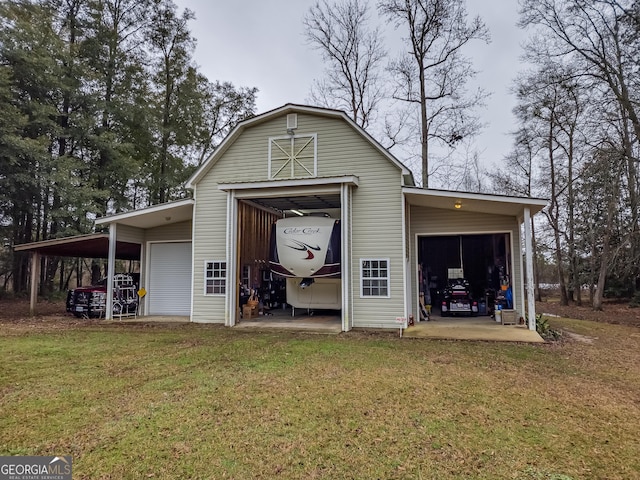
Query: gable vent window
287 113 298 130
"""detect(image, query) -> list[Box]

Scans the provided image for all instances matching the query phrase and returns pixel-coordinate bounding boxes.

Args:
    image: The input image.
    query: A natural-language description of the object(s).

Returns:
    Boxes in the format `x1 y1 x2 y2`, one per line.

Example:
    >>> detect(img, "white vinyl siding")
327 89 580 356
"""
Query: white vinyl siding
360 259 390 297
191 185 228 323
145 221 192 242
148 242 192 316
116 224 144 243
191 112 406 327
204 260 226 295
348 145 405 328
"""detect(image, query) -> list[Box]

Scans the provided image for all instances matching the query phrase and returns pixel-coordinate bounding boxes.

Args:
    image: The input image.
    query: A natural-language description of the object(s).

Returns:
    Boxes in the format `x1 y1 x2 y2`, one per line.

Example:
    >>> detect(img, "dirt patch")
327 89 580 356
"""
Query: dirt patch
537 298 640 328
563 331 596 344
0 298 67 320
0 299 97 335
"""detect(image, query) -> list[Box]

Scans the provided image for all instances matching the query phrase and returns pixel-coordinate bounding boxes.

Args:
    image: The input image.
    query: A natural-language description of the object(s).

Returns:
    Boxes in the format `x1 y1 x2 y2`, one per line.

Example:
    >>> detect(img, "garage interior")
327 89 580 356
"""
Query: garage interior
418 233 513 318
236 195 343 327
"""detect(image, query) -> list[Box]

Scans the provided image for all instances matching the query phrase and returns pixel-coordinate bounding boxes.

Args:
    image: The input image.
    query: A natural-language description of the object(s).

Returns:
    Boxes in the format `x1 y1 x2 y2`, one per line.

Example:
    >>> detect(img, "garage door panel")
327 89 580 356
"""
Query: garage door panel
148 242 192 316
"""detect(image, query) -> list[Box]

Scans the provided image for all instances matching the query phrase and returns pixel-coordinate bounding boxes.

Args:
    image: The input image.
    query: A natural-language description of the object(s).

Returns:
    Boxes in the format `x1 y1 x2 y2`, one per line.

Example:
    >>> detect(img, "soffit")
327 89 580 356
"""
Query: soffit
94 199 194 229
404 188 547 217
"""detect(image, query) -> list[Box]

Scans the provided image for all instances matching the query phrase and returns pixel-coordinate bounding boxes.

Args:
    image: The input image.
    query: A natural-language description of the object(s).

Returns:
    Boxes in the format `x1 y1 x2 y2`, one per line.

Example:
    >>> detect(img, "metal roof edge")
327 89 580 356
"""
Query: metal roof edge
403 187 548 207
14 233 108 251
218 175 359 191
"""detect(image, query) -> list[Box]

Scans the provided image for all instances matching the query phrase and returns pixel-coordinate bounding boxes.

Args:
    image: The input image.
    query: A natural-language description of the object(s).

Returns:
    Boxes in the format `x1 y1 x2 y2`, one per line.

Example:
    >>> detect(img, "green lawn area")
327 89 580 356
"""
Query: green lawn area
1 317 639 479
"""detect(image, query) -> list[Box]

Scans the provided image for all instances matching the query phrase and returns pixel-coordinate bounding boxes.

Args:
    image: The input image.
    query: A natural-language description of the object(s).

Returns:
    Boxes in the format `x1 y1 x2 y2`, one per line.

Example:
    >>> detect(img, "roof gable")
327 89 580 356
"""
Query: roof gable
185 103 412 188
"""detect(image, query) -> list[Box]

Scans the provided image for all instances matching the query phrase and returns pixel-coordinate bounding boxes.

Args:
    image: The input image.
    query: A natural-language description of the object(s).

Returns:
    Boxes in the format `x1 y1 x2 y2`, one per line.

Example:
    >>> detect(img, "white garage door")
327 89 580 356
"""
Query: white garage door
148 242 192 316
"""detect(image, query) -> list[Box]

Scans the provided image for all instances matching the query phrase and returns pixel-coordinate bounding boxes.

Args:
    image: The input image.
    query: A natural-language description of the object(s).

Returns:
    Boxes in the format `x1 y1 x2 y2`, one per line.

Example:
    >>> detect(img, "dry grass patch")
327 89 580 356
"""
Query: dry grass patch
0 314 639 479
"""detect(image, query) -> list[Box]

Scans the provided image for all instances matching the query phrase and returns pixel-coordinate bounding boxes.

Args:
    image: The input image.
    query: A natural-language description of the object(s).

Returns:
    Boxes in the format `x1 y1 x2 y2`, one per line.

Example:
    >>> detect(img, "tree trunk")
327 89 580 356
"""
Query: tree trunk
622 109 640 294
593 169 620 310
532 216 542 302
546 117 568 306
420 63 428 188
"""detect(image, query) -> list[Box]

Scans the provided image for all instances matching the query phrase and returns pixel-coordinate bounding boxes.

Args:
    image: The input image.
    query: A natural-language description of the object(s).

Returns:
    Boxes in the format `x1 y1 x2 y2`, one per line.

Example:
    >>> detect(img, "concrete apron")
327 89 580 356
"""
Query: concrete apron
234 314 343 333
109 314 342 333
404 316 545 343
105 316 190 324
105 314 543 341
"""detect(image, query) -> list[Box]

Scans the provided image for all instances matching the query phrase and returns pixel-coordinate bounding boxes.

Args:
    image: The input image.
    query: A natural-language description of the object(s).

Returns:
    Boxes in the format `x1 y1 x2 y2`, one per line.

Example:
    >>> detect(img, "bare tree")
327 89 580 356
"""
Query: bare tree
520 0 640 244
489 127 545 301
589 149 624 310
520 0 640 146
520 0 640 308
304 0 386 129
378 0 490 188
510 60 588 306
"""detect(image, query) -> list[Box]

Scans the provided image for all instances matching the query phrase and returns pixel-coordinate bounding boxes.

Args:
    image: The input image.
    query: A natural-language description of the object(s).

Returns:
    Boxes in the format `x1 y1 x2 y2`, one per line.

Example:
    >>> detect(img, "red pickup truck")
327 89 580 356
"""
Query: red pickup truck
66 274 138 318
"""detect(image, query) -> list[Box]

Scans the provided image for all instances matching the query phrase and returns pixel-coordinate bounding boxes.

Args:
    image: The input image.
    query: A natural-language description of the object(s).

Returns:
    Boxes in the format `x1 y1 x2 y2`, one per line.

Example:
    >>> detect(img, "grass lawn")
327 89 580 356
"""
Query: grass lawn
1 316 639 479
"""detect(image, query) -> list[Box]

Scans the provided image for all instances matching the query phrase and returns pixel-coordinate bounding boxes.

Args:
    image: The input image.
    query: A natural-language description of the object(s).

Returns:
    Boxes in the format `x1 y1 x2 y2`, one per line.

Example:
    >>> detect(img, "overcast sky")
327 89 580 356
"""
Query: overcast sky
174 0 529 169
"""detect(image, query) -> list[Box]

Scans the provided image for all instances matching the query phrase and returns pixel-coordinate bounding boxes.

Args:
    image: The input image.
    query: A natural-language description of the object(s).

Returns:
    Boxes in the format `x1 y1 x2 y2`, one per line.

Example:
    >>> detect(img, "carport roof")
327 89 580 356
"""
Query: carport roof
403 188 547 217
14 233 141 260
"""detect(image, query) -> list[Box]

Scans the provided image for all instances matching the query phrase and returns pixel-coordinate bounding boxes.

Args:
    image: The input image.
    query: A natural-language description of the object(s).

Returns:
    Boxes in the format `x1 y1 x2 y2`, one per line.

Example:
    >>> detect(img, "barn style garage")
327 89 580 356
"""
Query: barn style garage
18 104 546 332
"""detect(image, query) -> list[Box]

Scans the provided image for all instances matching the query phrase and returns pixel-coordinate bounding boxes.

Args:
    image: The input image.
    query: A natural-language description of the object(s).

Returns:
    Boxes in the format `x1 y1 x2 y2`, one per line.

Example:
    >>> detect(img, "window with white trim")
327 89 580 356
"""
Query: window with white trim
360 259 390 297
205 261 226 295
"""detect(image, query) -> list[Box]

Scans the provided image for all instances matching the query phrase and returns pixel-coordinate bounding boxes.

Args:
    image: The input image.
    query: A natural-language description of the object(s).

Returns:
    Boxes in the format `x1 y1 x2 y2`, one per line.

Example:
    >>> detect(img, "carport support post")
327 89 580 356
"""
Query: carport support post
106 223 117 320
29 251 40 316
524 207 536 331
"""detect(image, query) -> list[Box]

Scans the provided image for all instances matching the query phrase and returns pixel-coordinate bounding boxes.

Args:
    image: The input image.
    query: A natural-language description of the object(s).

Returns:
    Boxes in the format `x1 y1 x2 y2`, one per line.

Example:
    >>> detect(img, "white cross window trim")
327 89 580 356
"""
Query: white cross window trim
268 134 317 179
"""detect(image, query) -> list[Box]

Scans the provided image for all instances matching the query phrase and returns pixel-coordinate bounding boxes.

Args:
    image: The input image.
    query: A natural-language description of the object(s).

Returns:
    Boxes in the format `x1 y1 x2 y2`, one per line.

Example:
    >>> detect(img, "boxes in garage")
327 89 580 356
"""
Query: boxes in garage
501 309 517 325
243 305 258 319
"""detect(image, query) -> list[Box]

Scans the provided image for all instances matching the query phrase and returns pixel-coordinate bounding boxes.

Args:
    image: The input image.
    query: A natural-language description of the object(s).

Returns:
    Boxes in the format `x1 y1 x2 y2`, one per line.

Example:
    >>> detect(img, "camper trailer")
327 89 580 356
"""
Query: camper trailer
269 216 341 311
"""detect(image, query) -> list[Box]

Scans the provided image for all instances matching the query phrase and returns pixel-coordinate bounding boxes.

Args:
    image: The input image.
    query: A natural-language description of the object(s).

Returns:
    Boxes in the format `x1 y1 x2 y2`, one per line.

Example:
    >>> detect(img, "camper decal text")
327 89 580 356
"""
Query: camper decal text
283 227 320 235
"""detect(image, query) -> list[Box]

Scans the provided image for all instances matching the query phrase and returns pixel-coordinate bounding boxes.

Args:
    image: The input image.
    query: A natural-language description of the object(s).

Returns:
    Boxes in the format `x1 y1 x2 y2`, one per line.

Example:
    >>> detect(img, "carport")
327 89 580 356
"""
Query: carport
14 233 141 315
15 199 194 318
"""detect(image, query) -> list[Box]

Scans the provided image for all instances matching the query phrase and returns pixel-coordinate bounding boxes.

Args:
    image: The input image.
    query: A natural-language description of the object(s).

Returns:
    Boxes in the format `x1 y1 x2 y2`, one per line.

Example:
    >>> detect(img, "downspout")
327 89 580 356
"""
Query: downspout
106 223 117 320
523 208 536 330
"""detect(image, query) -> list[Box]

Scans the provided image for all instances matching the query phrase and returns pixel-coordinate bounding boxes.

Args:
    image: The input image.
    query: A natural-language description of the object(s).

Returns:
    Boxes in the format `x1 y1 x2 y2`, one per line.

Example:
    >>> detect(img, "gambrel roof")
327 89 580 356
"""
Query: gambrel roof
185 103 413 189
